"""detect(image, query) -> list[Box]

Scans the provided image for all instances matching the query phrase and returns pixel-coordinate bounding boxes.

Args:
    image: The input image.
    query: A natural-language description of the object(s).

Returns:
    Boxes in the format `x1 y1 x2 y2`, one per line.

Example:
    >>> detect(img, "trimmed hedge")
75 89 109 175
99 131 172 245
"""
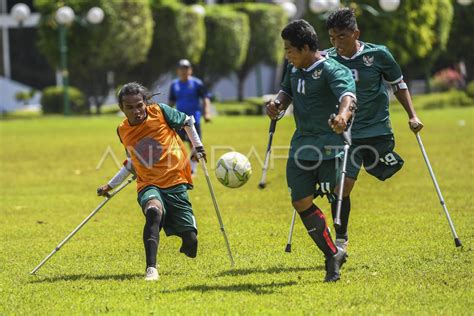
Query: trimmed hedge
390 90 474 111
41 86 87 114
199 5 250 87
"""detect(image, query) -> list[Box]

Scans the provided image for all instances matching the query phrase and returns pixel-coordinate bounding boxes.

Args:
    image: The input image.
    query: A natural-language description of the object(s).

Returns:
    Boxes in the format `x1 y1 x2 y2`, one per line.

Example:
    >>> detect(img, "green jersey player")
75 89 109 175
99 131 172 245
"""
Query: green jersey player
325 8 424 250
266 19 357 282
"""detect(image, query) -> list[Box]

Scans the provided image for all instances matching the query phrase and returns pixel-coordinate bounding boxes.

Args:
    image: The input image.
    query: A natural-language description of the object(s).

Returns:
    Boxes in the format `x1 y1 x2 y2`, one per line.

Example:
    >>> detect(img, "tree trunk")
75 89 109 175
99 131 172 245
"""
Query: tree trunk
237 73 245 102
237 68 249 102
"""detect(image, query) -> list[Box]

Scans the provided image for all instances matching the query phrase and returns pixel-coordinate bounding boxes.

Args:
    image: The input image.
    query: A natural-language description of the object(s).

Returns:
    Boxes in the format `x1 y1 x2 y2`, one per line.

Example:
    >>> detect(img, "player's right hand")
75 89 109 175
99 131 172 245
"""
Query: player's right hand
97 184 112 196
328 114 347 134
265 100 279 120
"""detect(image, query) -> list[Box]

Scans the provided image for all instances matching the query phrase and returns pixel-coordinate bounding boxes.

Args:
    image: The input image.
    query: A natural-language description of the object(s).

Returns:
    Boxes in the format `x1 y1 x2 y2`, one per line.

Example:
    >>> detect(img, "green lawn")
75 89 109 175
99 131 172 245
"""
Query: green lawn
0 107 473 314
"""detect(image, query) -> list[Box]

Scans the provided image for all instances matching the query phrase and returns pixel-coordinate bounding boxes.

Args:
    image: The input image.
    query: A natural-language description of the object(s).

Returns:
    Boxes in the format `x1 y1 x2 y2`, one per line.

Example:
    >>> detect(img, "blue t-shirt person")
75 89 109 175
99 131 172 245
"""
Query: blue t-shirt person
168 59 212 135
169 76 208 124
169 59 212 174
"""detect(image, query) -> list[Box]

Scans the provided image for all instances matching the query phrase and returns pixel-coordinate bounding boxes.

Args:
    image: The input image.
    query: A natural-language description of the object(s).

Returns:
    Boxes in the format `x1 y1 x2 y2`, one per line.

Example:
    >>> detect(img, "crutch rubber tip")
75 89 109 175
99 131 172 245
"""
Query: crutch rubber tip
455 238 462 247
258 183 266 189
285 244 292 253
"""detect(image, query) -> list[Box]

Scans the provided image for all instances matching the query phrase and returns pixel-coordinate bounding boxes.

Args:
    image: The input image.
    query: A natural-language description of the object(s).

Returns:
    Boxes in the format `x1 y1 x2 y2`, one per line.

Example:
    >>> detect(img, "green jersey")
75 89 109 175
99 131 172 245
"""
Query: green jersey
326 42 403 139
281 57 356 161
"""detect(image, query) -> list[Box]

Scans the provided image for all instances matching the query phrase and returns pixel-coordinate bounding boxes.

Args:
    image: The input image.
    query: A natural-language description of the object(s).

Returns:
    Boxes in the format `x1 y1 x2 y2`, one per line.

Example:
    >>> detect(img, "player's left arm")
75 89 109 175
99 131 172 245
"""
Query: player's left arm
392 81 423 133
198 81 212 123
159 103 206 161
381 47 423 133
327 65 357 134
202 97 212 123
183 115 206 161
331 95 357 134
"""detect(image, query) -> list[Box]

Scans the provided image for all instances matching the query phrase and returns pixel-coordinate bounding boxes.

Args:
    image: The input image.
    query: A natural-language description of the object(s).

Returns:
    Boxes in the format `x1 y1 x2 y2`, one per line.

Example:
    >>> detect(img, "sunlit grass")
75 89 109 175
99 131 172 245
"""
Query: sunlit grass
0 107 472 314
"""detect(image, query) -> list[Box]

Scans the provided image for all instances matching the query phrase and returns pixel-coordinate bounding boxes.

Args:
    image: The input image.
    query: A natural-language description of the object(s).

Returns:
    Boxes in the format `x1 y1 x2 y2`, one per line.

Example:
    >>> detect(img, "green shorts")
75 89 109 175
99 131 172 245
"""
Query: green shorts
346 134 404 181
286 157 339 202
137 184 197 236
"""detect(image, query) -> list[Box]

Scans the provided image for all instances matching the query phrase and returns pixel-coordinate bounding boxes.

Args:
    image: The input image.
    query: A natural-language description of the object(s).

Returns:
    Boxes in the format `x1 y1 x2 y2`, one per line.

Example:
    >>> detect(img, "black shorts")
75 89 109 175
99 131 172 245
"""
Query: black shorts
346 134 404 181
137 185 197 236
286 157 340 202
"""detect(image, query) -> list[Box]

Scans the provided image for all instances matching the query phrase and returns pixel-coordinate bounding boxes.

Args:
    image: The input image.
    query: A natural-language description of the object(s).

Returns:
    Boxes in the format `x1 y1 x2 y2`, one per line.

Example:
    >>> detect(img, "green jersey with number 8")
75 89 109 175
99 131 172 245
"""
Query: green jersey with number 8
326 42 402 139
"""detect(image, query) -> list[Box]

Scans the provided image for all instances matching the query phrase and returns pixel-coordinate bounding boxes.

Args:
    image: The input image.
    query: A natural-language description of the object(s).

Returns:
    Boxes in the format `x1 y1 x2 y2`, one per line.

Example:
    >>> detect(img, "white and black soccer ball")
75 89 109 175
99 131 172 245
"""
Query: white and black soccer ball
215 152 252 188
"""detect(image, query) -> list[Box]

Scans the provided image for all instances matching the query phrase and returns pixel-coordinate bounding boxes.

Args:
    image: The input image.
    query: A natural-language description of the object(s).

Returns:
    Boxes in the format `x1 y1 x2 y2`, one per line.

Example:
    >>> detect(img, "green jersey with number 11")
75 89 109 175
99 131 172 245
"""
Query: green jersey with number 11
281 57 356 161
326 42 403 139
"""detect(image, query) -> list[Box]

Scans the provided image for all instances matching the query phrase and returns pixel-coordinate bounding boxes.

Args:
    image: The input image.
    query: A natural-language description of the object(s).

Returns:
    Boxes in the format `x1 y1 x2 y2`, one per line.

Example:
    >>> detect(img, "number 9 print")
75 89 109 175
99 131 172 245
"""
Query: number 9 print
379 152 398 166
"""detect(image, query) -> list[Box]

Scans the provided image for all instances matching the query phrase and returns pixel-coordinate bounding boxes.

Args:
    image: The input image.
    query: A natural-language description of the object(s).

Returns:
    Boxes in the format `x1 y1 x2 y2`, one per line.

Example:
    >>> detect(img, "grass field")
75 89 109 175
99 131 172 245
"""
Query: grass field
1 106 473 314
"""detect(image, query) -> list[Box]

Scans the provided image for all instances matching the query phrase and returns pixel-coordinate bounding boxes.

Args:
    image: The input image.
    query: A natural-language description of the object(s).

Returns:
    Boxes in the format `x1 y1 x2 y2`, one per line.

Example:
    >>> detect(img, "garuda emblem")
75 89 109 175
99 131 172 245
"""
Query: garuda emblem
312 68 323 79
363 55 374 66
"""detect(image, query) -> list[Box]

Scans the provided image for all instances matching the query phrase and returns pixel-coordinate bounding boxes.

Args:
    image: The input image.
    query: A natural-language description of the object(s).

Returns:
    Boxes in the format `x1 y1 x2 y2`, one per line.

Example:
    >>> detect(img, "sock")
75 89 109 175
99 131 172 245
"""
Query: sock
331 197 351 240
143 207 162 268
299 204 337 257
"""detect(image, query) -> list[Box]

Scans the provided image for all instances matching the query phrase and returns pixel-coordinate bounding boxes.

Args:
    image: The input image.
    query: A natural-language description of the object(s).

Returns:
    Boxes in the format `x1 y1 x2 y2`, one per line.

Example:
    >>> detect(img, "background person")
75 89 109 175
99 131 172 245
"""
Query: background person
169 59 212 175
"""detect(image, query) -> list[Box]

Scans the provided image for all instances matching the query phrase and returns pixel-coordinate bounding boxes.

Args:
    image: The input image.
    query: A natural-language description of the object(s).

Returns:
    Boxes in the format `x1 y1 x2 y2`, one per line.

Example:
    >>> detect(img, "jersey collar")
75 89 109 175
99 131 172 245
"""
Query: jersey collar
340 41 365 60
302 56 327 72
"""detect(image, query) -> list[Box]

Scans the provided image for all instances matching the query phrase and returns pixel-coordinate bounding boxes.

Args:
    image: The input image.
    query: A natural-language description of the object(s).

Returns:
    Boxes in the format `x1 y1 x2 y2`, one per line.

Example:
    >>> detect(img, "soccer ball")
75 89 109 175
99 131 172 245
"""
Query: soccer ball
215 152 252 188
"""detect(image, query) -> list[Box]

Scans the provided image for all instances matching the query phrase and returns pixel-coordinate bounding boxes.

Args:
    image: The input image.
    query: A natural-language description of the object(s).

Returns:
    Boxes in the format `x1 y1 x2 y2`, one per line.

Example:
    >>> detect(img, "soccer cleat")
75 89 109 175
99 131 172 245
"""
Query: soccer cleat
335 238 349 253
324 247 348 283
144 267 159 281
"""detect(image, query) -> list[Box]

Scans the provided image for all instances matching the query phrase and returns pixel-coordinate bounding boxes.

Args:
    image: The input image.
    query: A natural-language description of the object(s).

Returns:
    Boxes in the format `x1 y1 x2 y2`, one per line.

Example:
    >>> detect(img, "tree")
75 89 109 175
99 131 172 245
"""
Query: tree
404 0 453 91
435 1 474 82
35 0 153 113
197 5 250 90
232 3 287 101
305 0 453 82
118 0 206 88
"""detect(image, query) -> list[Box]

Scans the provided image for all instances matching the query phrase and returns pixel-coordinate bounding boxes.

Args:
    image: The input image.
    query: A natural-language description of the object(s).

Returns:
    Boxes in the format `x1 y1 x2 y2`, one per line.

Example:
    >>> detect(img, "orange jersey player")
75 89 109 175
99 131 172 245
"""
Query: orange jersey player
97 82 206 281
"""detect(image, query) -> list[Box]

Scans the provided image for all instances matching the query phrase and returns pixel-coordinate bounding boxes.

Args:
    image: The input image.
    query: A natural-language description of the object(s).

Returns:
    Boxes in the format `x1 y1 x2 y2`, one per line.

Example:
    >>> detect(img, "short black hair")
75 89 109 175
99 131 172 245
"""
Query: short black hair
281 19 319 51
118 82 148 106
326 8 358 31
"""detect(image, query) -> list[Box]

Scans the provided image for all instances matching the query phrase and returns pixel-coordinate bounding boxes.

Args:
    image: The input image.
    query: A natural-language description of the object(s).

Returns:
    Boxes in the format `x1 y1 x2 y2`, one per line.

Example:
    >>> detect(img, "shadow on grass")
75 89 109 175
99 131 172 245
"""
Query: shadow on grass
216 265 324 277
29 273 143 283
161 280 298 295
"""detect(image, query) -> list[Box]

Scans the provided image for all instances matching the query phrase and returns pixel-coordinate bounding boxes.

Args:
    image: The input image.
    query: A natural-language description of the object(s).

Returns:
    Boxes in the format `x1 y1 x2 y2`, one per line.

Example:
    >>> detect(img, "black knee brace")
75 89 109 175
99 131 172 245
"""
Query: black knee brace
145 206 162 225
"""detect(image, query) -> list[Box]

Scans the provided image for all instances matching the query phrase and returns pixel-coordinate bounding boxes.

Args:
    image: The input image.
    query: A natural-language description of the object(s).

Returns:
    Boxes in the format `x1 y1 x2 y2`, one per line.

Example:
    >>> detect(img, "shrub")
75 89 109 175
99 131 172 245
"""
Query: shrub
15 89 36 105
41 86 87 114
430 68 465 91
407 90 474 110
466 81 474 98
199 6 250 89
214 98 264 116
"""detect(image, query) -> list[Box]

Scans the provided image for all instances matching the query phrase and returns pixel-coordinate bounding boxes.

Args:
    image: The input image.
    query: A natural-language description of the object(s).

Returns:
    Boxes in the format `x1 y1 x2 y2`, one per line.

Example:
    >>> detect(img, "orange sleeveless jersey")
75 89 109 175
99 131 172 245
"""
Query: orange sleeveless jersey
117 104 192 192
